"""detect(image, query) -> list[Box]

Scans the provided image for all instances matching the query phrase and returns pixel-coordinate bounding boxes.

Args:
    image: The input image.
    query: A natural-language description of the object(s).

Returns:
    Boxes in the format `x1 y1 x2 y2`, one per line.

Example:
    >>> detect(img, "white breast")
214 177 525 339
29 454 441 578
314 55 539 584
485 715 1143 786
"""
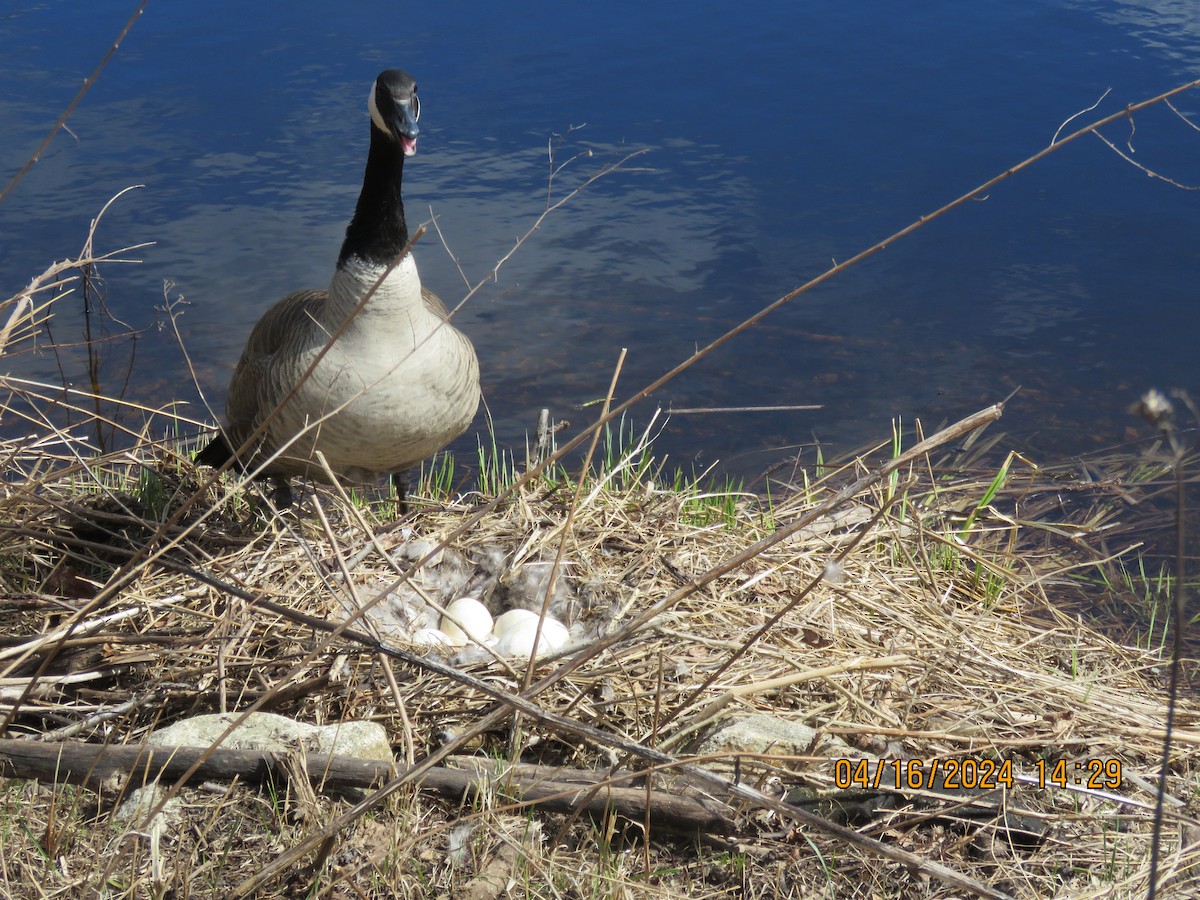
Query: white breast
263 255 480 479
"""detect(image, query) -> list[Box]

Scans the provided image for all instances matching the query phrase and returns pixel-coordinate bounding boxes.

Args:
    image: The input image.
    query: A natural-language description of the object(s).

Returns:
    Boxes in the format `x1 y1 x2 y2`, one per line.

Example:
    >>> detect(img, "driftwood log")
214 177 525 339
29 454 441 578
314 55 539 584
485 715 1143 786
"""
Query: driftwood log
0 739 1047 848
0 739 735 837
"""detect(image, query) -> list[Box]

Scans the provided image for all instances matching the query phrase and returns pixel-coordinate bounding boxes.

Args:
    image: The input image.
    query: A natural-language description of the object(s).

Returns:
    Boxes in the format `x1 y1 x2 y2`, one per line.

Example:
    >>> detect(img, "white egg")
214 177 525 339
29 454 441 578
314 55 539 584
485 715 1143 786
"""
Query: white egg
439 597 493 647
410 628 453 650
494 616 569 659
492 608 539 637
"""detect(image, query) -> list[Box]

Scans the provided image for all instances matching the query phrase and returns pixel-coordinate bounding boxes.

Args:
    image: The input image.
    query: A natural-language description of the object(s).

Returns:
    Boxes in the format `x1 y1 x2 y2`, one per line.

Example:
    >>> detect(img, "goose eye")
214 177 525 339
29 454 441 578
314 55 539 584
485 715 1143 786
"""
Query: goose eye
411 94 420 122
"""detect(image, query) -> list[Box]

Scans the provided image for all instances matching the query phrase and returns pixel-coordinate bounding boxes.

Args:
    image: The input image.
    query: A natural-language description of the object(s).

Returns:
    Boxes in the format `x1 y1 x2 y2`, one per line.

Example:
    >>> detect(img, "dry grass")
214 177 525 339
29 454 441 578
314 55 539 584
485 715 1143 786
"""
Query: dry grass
0 366 1196 899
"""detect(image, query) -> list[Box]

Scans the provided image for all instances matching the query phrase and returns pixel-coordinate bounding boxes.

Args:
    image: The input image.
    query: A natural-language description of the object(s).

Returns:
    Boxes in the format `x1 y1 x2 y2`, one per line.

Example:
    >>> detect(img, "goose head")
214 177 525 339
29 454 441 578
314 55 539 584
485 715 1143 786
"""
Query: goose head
338 69 423 267
368 69 421 157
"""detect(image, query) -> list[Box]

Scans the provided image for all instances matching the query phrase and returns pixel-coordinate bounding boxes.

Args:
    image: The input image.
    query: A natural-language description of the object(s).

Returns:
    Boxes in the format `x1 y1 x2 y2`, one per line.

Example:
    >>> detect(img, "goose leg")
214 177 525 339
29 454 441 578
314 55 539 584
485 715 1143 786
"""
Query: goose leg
391 470 410 515
269 476 295 509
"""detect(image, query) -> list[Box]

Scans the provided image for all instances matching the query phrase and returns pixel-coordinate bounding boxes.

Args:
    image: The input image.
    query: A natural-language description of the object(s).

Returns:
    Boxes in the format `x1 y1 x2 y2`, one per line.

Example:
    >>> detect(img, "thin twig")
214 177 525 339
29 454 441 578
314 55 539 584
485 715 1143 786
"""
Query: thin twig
1051 88 1112 144
0 1 148 205
1165 98 1200 134
1092 129 1200 189
667 404 822 415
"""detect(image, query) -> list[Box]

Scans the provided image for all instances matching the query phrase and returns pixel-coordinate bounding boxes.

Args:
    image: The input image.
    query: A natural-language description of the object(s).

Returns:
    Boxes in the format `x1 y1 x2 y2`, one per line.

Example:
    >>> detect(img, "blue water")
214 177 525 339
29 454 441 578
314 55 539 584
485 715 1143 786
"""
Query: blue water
2 0 1199 483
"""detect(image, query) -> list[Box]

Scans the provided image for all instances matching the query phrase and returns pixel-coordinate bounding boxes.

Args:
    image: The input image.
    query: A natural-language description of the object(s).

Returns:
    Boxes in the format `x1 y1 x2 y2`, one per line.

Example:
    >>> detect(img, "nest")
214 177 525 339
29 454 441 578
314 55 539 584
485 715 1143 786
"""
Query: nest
0 392 1196 899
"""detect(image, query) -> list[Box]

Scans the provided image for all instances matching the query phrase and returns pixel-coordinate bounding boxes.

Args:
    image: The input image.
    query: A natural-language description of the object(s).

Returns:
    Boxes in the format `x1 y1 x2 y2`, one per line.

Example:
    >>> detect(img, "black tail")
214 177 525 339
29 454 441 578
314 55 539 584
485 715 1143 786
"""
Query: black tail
194 432 234 469
194 431 295 509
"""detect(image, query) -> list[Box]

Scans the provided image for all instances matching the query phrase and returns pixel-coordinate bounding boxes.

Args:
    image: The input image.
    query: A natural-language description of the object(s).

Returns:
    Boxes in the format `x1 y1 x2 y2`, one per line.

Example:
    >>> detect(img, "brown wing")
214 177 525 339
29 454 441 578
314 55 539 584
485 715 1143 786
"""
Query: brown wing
223 289 327 453
421 286 451 320
237 289 327 360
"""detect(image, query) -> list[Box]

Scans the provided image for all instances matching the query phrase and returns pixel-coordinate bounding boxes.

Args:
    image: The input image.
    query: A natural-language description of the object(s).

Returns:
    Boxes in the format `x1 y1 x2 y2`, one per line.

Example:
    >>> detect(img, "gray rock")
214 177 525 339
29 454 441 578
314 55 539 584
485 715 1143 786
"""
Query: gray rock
695 714 856 758
145 711 392 761
114 713 392 828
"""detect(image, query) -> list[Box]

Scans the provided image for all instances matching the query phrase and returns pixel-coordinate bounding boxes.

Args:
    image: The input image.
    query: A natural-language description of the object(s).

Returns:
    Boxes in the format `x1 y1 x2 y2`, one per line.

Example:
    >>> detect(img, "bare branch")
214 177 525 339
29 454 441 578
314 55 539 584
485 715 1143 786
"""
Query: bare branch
426 206 472 290
1092 128 1200 190
1 186 151 357
1051 87 1112 144
1165 98 1200 134
0 1 148 205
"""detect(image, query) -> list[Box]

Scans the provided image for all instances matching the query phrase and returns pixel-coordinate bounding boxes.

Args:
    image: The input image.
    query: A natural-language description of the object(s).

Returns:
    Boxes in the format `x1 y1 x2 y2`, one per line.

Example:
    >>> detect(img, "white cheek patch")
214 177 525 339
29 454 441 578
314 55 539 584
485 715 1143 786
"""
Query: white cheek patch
368 84 388 133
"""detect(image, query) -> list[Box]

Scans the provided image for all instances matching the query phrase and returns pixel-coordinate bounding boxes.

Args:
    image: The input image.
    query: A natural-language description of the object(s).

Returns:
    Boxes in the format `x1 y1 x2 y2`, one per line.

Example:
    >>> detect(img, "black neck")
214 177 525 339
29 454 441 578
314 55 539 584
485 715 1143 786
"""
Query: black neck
337 125 408 268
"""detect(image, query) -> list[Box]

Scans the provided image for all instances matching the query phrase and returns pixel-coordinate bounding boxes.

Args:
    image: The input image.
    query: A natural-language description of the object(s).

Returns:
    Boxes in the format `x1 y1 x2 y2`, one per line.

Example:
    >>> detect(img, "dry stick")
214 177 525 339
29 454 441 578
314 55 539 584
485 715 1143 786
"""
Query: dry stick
0 739 737 837
662 656 917 753
514 349 633 844
39 688 176 743
307 477 410 745
0 221 171 631
230 405 1006 900
1148 423 1190 900
1050 87 1112 144
657 496 905 743
0 1 148 205
3 188 157 456
5 185 151 310
1092 129 1200 190
520 348 629 692
426 206 472 291
0 378 169 454
442 758 737 837
521 405 1000 707
667 404 822 414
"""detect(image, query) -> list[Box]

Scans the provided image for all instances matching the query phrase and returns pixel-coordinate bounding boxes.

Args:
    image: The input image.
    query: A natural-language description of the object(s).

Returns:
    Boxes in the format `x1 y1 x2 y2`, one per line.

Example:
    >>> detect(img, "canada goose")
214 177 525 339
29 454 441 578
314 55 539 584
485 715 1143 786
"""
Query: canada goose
196 69 480 507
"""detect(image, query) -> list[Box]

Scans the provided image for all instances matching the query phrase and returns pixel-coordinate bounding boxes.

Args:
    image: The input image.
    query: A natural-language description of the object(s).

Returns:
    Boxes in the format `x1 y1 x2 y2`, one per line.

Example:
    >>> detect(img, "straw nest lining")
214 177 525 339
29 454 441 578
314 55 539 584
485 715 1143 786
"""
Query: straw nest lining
0 410 1197 898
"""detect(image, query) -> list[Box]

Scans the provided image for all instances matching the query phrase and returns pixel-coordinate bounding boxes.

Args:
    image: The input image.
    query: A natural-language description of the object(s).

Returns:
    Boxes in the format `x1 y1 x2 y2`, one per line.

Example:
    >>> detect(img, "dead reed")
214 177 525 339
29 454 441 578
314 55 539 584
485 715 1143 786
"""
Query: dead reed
0 324 1195 898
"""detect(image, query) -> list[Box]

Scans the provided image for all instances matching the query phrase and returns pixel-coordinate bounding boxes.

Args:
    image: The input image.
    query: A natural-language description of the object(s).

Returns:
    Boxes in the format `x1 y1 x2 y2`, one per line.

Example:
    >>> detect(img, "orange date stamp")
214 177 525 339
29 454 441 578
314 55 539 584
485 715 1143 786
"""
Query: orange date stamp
834 757 1014 791
1034 757 1123 790
833 757 1123 791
